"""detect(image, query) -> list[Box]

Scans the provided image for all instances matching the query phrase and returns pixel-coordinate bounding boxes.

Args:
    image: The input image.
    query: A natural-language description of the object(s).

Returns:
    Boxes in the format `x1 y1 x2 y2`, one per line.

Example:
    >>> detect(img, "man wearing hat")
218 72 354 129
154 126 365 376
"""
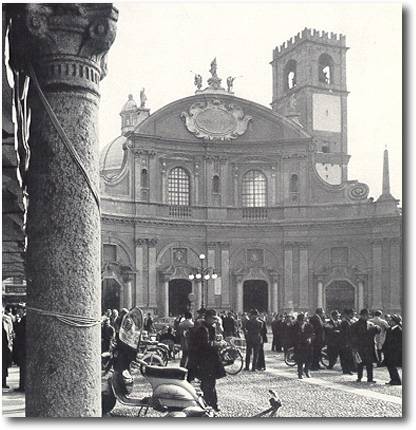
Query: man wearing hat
351 309 381 383
382 314 402 385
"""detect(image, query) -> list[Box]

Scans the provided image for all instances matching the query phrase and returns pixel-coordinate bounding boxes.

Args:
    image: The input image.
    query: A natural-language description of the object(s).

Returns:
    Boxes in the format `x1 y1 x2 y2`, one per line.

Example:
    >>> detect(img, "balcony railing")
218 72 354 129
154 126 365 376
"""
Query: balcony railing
168 205 192 218
100 199 395 223
242 207 268 220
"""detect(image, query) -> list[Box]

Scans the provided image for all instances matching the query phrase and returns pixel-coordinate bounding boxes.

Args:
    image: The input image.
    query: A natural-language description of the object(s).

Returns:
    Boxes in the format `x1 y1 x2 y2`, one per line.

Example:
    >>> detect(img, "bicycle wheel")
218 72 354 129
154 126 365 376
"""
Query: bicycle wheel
221 346 244 375
320 351 331 369
284 348 296 367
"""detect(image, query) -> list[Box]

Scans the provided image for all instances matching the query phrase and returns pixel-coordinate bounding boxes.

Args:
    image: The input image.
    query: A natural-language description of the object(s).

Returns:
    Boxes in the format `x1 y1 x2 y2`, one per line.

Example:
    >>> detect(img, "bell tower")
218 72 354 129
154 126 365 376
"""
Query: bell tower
271 28 349 183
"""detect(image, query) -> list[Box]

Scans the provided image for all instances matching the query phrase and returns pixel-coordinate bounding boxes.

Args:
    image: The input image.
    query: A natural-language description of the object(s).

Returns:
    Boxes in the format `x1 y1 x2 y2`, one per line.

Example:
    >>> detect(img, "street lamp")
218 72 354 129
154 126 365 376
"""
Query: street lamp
188 253 218 310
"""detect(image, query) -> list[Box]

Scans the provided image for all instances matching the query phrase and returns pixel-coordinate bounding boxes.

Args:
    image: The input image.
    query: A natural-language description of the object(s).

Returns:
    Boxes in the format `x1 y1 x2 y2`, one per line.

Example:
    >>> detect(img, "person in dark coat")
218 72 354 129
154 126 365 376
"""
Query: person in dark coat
351 308 381 383
281 314 294 352
222 311 237 338
271 314 283 352
309 308 325 370
186 309 225 411
293 313 314 379
256 316 268 370
101 317 115 353
13 306 26 391
339 308 355 374
243 309 263 371
324 310 342 369
382 314 402 385
2 324 12 388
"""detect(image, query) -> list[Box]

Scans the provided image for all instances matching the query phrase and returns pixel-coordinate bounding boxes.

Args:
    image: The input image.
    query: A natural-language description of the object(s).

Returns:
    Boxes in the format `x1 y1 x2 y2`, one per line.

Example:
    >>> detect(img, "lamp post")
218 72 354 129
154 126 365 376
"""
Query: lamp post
188 253 218 310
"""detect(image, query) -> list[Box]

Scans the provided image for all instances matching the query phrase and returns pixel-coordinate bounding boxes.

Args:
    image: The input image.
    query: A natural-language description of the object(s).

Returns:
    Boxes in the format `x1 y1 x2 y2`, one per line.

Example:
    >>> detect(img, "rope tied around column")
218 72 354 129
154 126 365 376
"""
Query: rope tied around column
28 63 101 213
27 306 101 328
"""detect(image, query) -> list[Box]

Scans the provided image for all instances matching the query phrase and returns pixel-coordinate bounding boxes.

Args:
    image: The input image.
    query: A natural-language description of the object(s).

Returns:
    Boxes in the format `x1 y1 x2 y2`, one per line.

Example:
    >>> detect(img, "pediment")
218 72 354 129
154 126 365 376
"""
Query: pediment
134 93 310 143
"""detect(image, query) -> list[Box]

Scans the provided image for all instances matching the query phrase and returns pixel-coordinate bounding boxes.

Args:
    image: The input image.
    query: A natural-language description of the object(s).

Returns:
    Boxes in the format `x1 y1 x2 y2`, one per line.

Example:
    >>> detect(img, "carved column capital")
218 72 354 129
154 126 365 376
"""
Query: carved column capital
148 238 158 247
9 3 118 94
135 238 148 247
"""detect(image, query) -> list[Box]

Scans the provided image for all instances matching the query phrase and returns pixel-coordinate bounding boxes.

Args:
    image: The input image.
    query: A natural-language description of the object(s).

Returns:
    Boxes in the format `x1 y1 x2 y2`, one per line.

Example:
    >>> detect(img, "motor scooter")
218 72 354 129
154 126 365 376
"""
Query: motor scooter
101 307 214 417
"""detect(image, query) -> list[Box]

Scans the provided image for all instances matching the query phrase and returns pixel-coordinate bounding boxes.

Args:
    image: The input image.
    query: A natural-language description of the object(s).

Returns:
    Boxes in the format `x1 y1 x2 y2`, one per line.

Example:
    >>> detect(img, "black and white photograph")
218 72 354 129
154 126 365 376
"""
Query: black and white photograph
1 0 408 421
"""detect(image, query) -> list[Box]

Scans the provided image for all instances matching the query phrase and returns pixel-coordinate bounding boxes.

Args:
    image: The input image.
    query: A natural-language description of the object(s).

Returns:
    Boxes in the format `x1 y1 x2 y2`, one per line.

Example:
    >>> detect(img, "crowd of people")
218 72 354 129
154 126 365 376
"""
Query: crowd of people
2 304 26 391
270 307 402 385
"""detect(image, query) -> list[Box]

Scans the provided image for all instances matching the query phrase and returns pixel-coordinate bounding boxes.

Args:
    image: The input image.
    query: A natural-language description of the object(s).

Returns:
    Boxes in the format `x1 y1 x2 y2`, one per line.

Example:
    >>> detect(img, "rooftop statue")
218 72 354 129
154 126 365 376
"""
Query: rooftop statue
226 76 235 93
194 73 203 90
207 57 222 90
140 87 147 108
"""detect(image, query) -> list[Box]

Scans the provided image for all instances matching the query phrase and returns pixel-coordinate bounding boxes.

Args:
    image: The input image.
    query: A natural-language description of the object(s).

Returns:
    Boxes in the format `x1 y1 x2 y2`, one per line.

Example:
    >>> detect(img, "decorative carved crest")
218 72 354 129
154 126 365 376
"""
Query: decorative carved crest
181 99 252 141
348 182 369 200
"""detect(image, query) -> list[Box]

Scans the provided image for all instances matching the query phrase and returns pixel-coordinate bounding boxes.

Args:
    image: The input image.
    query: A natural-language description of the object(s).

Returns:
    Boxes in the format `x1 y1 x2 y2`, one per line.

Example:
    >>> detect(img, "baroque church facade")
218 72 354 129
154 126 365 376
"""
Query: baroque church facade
99 28 402 317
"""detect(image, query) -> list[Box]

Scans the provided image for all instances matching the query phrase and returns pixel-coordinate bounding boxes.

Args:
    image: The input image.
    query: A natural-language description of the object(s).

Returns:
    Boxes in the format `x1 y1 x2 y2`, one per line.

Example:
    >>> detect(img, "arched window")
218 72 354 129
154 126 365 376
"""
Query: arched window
284 60 297 91
212 175 220 193
141 168 148 188
290 174 299 193
318 53 334 84
168 167 190 206
242 170 267 207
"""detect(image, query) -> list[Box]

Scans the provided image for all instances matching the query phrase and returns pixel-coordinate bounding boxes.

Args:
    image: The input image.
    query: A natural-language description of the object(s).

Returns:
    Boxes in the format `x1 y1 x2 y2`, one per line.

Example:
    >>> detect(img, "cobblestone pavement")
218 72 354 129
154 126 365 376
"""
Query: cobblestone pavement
2 366 25 417
111 350 402 418
2 351 402 418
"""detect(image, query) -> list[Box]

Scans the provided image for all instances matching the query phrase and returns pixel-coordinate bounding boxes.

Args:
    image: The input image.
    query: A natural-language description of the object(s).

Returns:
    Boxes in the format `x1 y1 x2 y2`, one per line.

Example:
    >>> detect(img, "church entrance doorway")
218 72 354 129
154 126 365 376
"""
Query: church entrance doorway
325 280 355 313
169 279 192 316
102 278 121 312
243 280 268 313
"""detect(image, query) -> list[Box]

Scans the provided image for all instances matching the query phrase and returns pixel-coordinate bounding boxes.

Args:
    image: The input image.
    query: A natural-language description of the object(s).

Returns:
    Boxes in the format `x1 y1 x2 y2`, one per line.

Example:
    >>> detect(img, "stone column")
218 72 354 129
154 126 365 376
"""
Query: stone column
357 279 364 310
271 274 279 313
233 165 239 206
194 160 200 205
122 273 133 310
317 280 323 309
148 239 158 308
160 159 167 203
9 4 118 417
390 238 401 312
135 239 146 306
236 275 244 313
220 243 230 307
299 246 309 309
149 152 158 202
207 246 216 307
161 274 169 317
195 281 202 311
371 240 383 309
284 244 293 310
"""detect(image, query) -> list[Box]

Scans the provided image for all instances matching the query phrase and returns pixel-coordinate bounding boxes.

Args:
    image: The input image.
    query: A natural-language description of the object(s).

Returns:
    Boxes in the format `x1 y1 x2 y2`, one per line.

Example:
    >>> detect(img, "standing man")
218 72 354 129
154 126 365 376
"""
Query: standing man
370 310 389 366
187 309 225 411
101 317 115 353
382 314 402 385
178 311 194 367
244 309 263 371
325 310 342 369
271 314 281 352
351 309 381 383
339 308 355 375
144 312 155 334
293 313 314 379
13 305 26 392
309 308 325 370
222 311 237 338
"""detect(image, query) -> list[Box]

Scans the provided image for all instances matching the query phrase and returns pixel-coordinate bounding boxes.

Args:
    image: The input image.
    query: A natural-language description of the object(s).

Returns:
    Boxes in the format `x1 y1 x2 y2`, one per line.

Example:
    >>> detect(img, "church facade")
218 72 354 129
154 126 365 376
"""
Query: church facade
99 28 402 317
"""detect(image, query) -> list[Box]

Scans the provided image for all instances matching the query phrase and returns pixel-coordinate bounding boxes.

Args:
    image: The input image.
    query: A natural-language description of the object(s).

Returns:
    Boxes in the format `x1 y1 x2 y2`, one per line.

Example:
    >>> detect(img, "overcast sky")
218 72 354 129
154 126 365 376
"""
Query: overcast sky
99 1 402 202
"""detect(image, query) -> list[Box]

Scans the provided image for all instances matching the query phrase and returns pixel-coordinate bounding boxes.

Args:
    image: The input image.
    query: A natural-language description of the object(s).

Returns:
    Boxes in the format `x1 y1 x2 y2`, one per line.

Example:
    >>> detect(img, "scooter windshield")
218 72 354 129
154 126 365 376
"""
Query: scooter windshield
119 306 144 350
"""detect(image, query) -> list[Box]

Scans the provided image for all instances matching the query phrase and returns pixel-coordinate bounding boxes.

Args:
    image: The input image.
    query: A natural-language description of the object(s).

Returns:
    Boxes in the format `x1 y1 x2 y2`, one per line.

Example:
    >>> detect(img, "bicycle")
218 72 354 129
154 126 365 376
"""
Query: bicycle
219 337 244 375
284 346 330 368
